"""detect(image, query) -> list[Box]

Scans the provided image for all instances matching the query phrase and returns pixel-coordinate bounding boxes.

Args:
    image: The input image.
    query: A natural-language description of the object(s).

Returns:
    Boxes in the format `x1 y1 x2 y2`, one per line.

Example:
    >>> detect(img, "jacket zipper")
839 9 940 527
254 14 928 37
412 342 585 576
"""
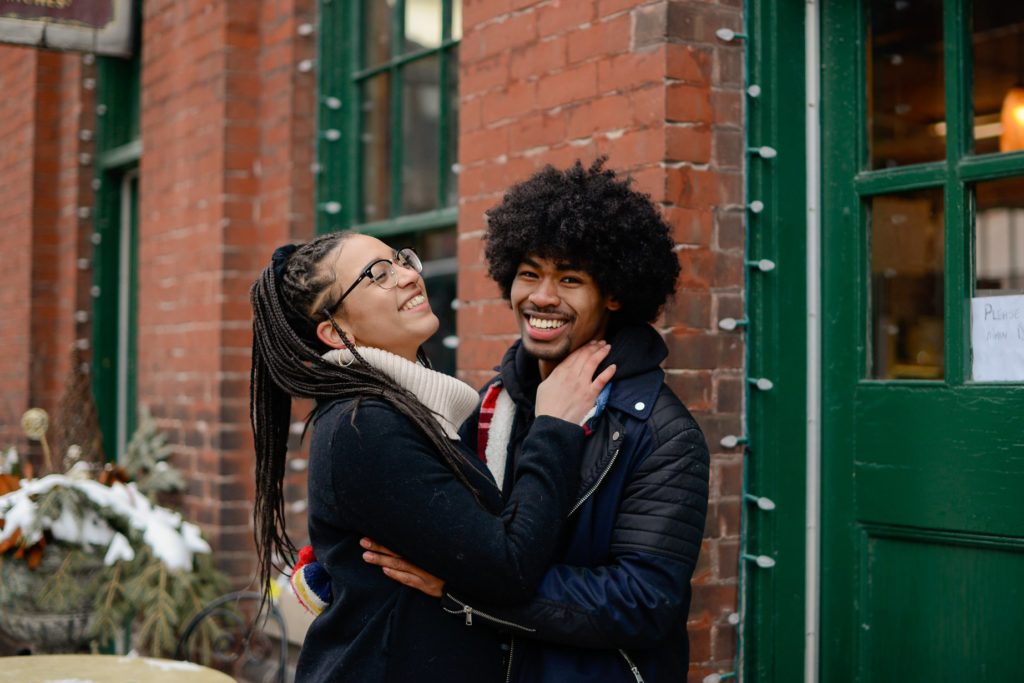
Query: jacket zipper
567 448 620 516
505 636 515 683
442 594 537 632
618 649 645 683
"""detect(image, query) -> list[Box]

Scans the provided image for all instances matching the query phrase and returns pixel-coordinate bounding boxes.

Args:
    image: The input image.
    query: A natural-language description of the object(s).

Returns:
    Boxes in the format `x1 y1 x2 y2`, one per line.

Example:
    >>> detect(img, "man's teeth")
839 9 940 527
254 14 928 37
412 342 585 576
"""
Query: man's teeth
401 294 426 311
528 316 566 330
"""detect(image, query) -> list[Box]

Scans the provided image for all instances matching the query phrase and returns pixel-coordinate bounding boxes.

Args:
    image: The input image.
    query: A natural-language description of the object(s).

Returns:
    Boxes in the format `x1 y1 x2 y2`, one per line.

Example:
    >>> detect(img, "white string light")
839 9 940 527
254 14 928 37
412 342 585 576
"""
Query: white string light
745 493 776 511
748 145 778 159
715 28 748 42
748 200 765 214
748 377 774 391
743 553 776 569
747 258 776 272
720 434 747 449
718 317 748 331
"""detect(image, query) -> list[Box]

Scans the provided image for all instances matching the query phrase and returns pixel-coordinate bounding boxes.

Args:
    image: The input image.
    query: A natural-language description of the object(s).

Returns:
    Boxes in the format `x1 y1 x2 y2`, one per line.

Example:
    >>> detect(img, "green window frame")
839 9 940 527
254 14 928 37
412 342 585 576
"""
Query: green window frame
317 0 461 235
832 0 1024 385
317 0 462 373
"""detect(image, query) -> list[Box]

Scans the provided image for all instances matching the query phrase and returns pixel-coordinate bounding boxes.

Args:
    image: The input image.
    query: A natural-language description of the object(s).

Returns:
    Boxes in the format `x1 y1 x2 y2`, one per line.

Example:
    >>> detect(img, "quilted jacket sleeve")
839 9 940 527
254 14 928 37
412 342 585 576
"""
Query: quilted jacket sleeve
442 387 710 649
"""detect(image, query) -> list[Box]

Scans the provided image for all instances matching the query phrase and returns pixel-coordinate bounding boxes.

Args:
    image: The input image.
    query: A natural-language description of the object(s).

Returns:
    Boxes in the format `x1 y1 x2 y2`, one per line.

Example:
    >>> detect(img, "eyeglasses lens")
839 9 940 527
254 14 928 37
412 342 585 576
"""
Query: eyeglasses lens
397 248 422 273
368 260 397 289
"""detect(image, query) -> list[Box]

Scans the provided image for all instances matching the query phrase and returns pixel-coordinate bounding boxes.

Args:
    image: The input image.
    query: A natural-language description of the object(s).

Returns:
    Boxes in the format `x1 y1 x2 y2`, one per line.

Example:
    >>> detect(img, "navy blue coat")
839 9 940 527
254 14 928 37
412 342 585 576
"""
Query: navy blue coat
450 324 710 683
296 399 586 682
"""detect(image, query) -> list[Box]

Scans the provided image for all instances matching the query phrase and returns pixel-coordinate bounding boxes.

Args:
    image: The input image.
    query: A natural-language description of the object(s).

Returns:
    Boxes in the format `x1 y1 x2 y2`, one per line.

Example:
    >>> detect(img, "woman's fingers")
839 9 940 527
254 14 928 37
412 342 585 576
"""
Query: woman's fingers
592 363 616 391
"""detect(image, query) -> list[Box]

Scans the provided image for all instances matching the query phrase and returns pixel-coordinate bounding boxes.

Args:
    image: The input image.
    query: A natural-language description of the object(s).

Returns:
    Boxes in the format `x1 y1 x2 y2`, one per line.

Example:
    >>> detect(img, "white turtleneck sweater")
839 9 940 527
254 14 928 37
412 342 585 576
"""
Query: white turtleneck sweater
322 347 479 441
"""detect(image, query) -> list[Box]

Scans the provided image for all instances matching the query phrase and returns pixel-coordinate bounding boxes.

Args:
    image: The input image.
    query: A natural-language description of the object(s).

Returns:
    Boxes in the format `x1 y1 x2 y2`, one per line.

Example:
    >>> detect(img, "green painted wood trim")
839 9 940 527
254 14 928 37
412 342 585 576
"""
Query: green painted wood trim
853 163 947 195
958 150 1024 181
96 140 142 170
943 0 970 384
744 1 808 681
354 207 458 238
92 52 141 462
351 38 460 80
819 1 863 678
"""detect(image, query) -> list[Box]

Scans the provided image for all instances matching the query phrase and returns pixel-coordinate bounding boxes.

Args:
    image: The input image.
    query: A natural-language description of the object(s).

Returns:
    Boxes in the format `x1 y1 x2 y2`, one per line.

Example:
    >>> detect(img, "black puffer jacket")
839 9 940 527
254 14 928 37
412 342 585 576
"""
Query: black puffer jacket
295 398 585 682
450 324 711 683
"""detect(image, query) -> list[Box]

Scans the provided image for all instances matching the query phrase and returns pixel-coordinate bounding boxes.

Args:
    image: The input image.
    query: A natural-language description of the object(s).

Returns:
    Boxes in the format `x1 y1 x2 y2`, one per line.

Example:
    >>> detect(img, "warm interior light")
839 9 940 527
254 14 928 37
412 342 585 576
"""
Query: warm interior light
1000 86 1024 152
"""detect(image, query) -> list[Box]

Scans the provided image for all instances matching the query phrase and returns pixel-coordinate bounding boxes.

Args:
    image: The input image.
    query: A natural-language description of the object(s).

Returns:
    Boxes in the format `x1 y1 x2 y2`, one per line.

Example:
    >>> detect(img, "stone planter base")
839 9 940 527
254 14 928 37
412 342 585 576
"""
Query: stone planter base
0 609 95 653
0 550 102 653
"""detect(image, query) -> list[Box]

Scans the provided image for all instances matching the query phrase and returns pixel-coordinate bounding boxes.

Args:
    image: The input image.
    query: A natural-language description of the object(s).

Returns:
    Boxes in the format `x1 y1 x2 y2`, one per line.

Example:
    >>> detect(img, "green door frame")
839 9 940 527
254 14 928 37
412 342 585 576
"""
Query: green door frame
92 54 141 462
744 1 811 680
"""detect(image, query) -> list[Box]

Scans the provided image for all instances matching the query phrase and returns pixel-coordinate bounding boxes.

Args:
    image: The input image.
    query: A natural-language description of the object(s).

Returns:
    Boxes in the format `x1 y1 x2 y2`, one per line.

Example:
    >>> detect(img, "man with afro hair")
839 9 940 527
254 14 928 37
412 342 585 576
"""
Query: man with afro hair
364 159 710 682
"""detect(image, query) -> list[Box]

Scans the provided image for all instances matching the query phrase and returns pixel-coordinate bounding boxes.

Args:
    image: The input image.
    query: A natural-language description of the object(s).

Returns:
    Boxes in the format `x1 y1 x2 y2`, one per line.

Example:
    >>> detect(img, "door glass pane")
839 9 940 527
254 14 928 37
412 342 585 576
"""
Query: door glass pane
363 0 393 68
869 189 945 379
401 55 441 215
972 3 1024 155
866 0 946 169
361 74 392 222
405 0 443 51
976 177 1024 294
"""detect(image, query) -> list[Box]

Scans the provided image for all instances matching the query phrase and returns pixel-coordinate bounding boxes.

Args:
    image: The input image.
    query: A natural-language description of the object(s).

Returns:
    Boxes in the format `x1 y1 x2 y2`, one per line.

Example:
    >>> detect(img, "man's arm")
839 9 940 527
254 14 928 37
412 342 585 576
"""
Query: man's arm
443 408 709 649
368 398 711 649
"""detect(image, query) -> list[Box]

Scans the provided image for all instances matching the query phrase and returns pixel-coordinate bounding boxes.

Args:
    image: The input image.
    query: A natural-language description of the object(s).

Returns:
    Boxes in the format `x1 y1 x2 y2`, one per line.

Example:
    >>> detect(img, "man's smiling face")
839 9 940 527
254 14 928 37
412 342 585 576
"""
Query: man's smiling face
510 255 620 367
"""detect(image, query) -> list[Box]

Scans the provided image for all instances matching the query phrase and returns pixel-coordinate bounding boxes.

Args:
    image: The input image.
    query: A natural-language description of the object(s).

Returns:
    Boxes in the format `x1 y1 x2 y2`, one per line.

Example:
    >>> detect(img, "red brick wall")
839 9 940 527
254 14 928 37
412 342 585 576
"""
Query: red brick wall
456 1 745 678
138 0 316 581
0 0 314 585
0 46 92 460
0 47 40 449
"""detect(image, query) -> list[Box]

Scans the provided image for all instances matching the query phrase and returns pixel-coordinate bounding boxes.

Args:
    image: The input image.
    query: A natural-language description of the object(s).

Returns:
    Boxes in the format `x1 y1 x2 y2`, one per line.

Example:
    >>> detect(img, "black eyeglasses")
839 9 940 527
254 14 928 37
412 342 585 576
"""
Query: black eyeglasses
322 247 423 315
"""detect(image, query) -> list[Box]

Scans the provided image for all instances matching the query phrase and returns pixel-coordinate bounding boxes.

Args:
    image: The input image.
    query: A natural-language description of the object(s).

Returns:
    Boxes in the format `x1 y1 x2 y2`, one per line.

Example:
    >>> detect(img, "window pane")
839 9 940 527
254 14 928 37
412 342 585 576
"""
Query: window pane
869 189 945 379
401 55 441 215
972 3 1024 155
452 0 462 40
976 177 1024 294
866 0 945 169
363 0 393 68
405 0 443 51
446 46 459 207
361 74 392 223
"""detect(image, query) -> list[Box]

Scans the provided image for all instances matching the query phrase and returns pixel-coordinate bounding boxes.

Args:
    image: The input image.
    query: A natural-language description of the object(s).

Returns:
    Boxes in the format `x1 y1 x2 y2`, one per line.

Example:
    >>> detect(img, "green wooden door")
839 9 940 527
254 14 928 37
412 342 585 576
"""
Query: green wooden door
820 1 1024 680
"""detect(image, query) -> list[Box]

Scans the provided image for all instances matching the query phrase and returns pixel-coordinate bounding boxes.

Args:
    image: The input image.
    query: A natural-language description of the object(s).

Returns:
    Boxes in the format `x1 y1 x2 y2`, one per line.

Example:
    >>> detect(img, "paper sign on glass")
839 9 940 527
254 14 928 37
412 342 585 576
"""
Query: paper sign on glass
971 294 1024 381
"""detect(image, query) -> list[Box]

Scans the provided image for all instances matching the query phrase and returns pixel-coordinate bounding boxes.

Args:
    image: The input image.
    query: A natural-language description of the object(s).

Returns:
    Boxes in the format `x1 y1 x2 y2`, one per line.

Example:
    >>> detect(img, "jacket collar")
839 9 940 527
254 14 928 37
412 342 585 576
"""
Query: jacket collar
497 323 667 422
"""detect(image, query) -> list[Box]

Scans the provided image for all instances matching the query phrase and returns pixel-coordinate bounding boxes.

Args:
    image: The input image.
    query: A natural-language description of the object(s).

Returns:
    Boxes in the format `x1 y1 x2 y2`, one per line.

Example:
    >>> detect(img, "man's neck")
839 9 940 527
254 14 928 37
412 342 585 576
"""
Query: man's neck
538 359 556 380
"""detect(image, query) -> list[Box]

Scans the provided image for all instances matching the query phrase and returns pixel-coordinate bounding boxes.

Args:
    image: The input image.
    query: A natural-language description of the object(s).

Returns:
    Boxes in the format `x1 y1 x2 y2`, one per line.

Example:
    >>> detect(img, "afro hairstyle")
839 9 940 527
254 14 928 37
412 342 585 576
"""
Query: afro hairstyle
484 158 680 325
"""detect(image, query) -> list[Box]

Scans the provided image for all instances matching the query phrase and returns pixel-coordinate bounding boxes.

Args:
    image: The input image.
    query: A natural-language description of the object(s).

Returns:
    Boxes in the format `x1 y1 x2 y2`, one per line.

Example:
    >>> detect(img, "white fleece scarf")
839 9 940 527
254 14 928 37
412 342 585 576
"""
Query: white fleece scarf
321 347 479 441
482 387 602 491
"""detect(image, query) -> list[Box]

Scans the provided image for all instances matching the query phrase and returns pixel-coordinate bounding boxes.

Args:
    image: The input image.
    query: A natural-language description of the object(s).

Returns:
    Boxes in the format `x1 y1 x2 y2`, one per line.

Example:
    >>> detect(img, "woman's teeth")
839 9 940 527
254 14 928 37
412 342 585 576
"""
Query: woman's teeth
401 294 426 311
528 316 566 330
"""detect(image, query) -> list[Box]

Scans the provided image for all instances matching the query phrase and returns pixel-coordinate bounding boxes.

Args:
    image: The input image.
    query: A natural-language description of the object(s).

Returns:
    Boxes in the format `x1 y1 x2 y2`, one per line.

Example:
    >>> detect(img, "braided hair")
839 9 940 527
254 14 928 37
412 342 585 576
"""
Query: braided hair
249 232 479 607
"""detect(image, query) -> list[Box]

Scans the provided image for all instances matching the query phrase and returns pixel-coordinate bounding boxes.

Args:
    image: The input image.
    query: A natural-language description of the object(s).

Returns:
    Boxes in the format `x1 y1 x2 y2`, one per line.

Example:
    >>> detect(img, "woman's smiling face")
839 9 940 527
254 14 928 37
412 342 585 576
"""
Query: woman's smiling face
315 234 438 361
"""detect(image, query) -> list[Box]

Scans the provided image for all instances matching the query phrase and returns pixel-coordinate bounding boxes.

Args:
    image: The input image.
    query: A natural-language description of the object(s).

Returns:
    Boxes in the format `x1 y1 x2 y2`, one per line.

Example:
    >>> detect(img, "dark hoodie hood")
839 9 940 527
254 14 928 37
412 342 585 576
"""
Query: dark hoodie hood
498 323 668 411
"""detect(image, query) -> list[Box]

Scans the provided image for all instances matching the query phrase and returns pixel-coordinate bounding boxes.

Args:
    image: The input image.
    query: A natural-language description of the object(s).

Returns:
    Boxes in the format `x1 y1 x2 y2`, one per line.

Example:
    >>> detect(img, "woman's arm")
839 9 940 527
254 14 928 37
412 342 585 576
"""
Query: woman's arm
324 403 582 602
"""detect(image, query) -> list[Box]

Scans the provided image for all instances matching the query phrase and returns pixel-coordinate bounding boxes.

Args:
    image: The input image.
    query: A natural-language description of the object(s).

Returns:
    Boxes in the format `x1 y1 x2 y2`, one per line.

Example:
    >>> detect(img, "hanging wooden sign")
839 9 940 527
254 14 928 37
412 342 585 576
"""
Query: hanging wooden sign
0 0 134 57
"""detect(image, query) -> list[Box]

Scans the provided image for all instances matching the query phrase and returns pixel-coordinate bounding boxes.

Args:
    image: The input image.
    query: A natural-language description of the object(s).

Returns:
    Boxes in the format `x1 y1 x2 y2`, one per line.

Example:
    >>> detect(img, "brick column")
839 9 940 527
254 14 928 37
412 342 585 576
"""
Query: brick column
456 1 745 678
138 0 315 582
0 47 93 458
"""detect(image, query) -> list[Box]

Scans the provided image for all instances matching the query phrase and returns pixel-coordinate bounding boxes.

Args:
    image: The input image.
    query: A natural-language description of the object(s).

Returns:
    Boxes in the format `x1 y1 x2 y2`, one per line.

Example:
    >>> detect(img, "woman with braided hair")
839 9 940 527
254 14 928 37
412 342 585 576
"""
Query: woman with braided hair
249 231 615 682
